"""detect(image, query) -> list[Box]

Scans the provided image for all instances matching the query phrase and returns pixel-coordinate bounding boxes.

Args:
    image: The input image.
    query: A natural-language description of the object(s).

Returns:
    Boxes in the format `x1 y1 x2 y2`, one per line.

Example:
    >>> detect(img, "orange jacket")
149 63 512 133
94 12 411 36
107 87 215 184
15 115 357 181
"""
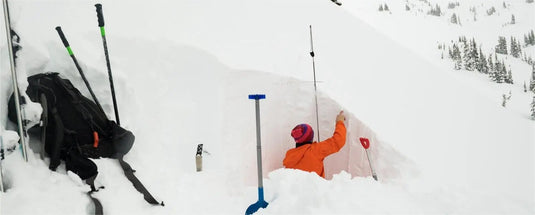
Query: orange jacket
283 121 347 178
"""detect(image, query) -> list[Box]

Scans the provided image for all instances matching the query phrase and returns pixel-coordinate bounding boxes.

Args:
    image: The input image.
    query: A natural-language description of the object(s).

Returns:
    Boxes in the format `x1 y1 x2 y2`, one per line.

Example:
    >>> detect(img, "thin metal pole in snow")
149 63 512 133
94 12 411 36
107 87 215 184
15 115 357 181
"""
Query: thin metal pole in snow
309 25 321 142
95 4 120 125
360 137 378 181
254 99 264 188
365 149 378 181
55 26 105 115
3 0 28 162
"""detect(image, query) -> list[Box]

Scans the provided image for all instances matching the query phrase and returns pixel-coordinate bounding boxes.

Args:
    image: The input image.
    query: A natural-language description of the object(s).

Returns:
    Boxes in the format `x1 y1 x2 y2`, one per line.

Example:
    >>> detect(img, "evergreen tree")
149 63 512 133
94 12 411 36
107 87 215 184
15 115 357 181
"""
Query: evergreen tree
511 37 520 58
531 96 535 120
452 44 462 70
448 2 458 9
496 36 508 55
488 54 495 72
451 13 458 24
505 68 513 84
530 65 535 91
530 30 535 45
489 67 498 82
379 4 384 11
470 39 479 70
524 81 528 92
429 4 441 16
406 4 410 11
384 4 389 11
497 62 507 83
511 15 516 24
478 48 489 74
493 56 504 83
487 7 496 16
462 39 472 70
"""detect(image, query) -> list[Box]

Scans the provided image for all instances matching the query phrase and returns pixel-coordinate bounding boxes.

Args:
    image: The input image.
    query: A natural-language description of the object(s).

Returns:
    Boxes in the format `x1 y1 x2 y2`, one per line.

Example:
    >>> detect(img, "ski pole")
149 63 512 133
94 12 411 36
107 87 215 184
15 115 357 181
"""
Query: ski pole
246 94 269 215
95 3 120 125
55 26 105 114
359 137 378 181
330 0 342 6
309 25 321 142
3 0 28 162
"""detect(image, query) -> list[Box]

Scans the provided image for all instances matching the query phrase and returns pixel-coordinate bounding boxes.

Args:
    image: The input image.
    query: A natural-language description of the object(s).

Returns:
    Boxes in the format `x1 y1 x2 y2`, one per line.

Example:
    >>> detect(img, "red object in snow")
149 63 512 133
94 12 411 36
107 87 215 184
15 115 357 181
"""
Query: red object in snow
359 137 370 149
93 131 99 148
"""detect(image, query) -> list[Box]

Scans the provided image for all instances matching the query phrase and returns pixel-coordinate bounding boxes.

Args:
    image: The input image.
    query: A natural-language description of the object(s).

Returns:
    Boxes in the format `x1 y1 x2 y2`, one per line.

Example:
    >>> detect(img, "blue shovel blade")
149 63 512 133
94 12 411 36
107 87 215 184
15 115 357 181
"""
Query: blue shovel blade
246 200 268 215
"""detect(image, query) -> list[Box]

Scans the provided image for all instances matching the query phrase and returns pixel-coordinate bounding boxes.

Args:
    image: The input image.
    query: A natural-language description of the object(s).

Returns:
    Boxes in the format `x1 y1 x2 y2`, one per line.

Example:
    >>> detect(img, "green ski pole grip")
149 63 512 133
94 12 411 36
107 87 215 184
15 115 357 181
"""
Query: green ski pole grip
55 26 70 48
95 4 104 27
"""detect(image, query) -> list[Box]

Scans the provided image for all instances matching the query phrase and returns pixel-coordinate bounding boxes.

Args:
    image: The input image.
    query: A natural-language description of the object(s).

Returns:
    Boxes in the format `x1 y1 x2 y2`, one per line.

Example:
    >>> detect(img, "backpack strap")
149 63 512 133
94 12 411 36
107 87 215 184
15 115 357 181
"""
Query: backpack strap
86 175 104 215
117 155 164 206
48 107 64 171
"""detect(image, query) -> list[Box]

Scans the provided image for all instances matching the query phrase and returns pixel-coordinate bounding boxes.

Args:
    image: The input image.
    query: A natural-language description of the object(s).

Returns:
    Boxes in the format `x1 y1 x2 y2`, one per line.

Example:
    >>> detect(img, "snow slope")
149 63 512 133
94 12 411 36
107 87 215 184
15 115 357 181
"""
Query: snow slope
1 0 534 214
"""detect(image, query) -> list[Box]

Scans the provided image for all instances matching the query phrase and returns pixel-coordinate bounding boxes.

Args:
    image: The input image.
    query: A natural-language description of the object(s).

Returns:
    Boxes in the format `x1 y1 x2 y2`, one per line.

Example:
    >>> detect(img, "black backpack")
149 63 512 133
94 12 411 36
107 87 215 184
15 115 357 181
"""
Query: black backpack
9 72 134 179
8 73 163 209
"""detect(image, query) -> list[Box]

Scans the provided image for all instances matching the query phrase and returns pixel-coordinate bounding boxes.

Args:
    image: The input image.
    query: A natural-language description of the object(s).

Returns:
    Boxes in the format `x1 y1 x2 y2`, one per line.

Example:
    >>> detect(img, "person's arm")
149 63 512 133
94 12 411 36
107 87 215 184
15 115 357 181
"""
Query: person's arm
312 111 347 158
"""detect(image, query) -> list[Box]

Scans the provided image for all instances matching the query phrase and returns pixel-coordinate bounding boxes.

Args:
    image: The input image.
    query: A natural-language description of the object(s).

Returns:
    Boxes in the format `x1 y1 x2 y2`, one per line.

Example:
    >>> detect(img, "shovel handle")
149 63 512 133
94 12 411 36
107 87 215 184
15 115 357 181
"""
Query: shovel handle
359 137 370 149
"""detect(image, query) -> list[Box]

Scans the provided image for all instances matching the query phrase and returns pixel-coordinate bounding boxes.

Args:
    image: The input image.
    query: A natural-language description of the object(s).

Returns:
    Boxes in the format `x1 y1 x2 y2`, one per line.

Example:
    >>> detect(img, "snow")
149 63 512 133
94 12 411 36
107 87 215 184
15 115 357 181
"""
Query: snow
1 0 534 214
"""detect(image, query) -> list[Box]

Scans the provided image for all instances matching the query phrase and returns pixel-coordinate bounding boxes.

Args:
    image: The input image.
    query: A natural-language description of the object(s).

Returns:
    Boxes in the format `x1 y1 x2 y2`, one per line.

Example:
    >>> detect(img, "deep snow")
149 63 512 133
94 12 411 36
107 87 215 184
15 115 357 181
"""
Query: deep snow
1 0 534 214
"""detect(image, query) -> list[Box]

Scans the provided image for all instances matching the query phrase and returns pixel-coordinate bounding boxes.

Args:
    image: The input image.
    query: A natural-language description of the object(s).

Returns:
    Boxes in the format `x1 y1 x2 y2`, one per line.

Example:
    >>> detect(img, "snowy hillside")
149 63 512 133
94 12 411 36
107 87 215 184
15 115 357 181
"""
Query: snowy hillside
1 0 534 214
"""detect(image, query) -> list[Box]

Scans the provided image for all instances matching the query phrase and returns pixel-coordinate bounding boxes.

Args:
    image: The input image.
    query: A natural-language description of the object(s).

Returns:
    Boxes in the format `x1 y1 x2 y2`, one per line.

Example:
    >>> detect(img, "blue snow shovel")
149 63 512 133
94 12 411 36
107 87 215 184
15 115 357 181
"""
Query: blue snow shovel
246 94 269 215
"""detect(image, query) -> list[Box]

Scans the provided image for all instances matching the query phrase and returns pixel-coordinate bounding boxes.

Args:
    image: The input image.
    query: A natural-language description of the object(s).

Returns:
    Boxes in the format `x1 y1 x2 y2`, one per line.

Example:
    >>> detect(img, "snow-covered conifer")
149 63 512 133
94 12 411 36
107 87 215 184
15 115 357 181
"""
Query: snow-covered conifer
496 36 508 54
478 48 488 74
451 13 458 24
531 97 535 120
511 15 516 24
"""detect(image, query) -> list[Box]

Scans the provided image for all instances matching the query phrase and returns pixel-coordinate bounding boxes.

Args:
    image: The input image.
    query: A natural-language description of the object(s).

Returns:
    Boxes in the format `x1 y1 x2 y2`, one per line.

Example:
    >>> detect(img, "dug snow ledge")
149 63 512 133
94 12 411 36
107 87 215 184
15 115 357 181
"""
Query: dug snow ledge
1 34 412 214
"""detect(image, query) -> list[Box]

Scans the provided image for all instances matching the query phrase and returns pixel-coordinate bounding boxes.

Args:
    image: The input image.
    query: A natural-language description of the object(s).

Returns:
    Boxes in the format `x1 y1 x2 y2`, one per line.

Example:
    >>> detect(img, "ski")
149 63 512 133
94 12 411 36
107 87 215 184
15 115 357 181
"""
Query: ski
3 0 29 162
196 144 203 172
39 94 48 159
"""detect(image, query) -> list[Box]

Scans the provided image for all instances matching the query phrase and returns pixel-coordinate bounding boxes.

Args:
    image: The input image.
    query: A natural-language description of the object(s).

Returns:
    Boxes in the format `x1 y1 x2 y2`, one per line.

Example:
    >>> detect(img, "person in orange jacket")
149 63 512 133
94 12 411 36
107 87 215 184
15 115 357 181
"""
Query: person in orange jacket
283 111 347 178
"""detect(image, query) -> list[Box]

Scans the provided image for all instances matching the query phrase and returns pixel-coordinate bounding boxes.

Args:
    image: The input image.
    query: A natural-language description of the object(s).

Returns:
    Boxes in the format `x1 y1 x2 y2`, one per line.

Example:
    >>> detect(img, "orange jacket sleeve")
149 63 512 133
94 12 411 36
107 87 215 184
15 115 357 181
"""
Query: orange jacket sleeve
310 120 347 159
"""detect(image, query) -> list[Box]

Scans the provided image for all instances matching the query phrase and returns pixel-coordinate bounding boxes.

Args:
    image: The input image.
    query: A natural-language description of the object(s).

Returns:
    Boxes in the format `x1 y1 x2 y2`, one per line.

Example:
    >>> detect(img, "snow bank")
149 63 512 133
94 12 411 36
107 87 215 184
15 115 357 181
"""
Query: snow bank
1 0 534 214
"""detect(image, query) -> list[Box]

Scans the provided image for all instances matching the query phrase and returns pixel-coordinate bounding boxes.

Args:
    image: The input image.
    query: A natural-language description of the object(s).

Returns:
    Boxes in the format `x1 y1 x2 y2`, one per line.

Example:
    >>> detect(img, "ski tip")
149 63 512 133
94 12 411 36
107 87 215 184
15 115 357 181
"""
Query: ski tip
248 94 266 100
